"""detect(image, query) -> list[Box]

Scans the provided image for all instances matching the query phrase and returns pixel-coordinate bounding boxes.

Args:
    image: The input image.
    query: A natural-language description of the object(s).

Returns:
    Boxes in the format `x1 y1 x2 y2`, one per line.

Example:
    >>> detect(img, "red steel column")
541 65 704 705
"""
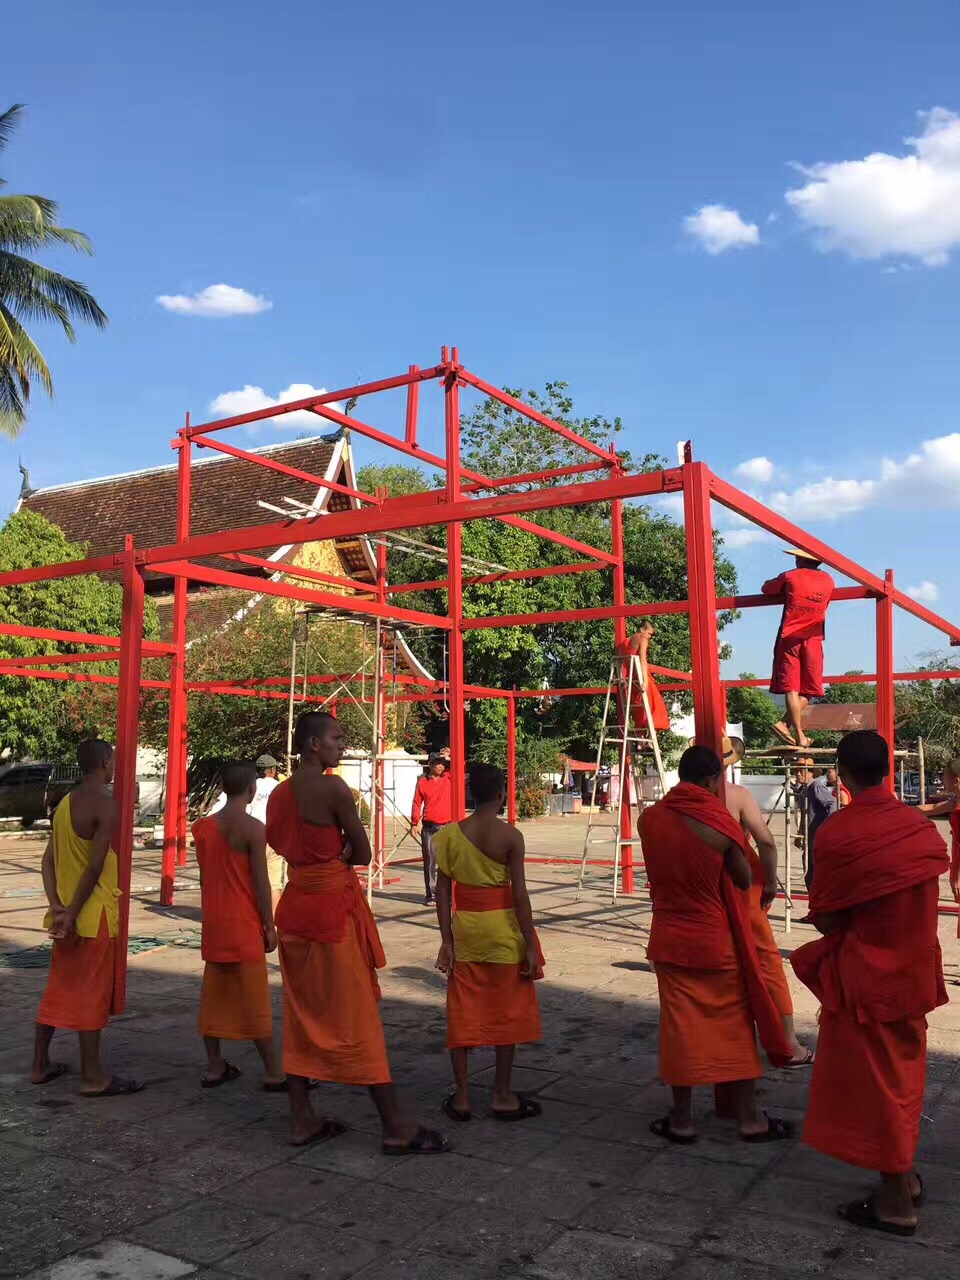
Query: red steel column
876 568 896 789
611 496 635 893
683 463 725 756
112 537 145 1014
506 693 517 825
375 540 388 870
161 429 191 902
444 349 467 817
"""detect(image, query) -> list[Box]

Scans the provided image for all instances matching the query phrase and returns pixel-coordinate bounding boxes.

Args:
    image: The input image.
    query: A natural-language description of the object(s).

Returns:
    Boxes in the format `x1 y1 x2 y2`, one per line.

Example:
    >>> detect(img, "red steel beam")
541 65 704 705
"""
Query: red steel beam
446 366 467 819
185 364 445 437
723 670 960 688
193 434 378 504
387 559 610 596
0 553 123 588
225 551 378 595
684 462 725 756
461 459 611 492
164 427 192 894
148 559 452 629
0 621 173 655
137 470 672 568
0 650 122 667
458 368 619 465
876 569 896 787
711 475 960 642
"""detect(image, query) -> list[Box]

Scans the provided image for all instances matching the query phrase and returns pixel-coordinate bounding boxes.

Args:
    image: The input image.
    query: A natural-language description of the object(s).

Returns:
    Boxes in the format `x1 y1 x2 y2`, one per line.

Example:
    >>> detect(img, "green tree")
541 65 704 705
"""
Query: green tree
821 670 877 704
726 674 780 749
0 105 107 435
360 382 739 760
0 510 157 759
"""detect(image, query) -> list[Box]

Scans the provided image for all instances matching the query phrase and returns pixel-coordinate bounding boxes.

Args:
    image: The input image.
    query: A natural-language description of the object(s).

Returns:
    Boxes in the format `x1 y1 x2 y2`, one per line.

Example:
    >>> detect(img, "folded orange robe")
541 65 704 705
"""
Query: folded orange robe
745 841 793 1018
36 909 115 1033
644 784 794 1086
268 782 390 1085
791 787 948 1172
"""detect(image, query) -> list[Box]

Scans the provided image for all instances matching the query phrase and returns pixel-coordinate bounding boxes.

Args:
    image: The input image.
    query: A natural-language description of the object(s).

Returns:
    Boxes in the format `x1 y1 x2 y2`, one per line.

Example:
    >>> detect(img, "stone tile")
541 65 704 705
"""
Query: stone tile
477 1168 602 1223
129 1201 284 1266
521 1096 603 1135
313 1181 450 1247
228 1162 367 1219
415 1204 563 1268
672 1254 819 1280
467 1065 561 1095
576 1189 723 1247
700 1210 855 1273
351 1249 495 1280
23 1240 196 1280
536 1075 638 1109
438 1114 564 1165
744 1173 869 1225
522 1229 677 1279
0 1205 104 1280
531 1135 652 1186
146 1133 290 1194
292 1129 410 1181
379 1151 513 1202
831 1236 958 1280
221 1223 380 1280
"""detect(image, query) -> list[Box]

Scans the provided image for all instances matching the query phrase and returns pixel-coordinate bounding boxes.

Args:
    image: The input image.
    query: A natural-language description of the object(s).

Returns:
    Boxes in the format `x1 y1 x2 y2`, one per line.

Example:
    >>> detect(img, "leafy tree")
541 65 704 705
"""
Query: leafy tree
0 105 107 435
726 673 780 749
0 511 157 759
359 381 739 761
894 656 960 762
821 670 876 705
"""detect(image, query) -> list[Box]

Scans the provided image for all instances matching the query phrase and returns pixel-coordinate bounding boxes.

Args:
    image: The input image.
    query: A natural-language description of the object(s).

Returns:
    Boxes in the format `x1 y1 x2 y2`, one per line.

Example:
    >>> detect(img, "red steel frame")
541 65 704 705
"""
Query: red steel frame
3 347 960 1012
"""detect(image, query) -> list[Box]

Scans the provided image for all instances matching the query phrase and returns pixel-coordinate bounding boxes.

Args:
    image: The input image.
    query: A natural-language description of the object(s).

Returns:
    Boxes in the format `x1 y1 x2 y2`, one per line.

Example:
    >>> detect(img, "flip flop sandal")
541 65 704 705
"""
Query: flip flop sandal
288 1119 347 1148
740 1113 794 1143
443 1095 472 1122
32 1063 69 1085
81 1076 145 1098
837 1198 917 1237
783 1048 816 1070
382 1126 450 1156
201 1063 241 1089
649 1116 697 1145
492 1096 542 1123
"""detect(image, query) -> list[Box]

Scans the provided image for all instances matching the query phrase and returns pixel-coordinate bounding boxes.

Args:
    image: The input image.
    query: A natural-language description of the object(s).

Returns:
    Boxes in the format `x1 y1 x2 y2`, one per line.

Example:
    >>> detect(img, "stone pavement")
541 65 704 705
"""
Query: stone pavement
3 816 960 1279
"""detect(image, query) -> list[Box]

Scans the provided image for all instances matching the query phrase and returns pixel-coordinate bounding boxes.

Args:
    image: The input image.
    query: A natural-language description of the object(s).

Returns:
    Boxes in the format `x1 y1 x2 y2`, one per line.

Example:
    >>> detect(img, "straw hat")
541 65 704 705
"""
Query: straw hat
687 736 744 767
783 547 822 563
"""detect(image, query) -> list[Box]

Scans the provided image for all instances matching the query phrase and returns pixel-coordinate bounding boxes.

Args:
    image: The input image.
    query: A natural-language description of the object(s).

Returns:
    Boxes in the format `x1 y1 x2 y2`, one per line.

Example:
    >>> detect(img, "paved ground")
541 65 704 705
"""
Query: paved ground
3 815 960 1279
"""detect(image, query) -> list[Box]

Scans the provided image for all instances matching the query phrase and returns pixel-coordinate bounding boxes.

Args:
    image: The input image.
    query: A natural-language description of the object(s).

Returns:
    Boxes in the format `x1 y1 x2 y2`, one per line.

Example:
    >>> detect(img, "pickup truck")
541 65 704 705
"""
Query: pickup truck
0 763 82 828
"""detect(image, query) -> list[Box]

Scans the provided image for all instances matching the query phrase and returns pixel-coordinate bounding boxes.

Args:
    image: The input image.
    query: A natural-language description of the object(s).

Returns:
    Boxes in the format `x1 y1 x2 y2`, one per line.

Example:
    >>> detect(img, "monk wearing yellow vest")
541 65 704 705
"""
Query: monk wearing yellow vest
32 739 144 1096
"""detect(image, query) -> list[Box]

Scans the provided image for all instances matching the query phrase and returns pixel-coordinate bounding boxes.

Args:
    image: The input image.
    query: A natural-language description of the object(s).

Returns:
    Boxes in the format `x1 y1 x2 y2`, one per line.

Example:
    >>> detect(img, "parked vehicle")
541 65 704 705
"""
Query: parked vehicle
0 763 81 828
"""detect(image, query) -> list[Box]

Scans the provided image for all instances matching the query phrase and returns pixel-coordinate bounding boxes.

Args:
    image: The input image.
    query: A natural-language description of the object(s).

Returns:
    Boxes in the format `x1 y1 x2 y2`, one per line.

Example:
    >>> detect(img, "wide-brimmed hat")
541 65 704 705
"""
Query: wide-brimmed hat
256 754 279 769
783 547 822 563
687 736 744 767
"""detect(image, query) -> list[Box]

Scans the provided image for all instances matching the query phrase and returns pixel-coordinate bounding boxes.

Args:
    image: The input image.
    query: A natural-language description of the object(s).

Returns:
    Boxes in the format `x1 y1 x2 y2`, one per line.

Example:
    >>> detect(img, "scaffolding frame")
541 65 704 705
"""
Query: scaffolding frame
2 346 960 1012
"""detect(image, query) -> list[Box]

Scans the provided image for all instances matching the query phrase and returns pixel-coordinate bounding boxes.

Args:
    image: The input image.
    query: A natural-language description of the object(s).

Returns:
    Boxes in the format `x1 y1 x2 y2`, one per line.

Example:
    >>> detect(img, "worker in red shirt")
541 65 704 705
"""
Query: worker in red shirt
762 550 835 750
412 755 452 906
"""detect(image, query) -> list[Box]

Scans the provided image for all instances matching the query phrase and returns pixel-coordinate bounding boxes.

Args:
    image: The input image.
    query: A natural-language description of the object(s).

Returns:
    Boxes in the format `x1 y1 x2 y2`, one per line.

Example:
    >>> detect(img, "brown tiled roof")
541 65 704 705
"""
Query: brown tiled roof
804 703 877 731
20 434 344 589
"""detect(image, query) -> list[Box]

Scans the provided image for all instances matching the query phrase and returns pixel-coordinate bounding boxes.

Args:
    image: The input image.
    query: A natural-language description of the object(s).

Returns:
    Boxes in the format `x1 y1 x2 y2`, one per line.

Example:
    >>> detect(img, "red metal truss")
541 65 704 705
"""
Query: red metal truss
2 348 960 1011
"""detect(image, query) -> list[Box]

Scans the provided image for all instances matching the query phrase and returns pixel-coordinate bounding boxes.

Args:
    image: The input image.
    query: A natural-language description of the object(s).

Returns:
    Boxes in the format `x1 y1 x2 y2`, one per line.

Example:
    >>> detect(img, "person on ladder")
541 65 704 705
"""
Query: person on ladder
615 620 671 738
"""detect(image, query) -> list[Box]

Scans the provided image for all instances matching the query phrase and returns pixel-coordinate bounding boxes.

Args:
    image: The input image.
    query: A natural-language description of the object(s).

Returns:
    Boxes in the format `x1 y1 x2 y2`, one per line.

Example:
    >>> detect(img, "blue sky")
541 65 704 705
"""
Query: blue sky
5 0 960 681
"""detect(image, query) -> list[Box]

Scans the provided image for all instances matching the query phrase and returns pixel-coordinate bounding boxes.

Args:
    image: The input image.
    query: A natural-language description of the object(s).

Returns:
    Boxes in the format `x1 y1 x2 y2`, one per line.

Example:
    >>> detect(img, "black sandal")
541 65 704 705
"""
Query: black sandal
443 1095 471 1122
201 1062 241 1089
837 1198 917 1237
492 1095 542 1123
382 1126 450 1156
649 1115 696 1145
80 1075 146 1098
740 1113 794 1143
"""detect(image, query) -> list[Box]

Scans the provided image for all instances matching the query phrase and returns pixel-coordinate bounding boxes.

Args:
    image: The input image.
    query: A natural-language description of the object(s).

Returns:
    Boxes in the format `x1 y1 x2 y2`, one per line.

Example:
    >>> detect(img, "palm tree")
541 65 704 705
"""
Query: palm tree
0 104 107 437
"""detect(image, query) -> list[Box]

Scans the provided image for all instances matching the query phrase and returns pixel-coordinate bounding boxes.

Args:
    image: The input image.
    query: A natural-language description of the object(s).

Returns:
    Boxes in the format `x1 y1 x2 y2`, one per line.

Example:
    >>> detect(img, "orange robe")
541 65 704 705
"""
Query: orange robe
615 641 671 732
951 811 960 940
434 824 543 1050
267 781 390 1085
644 785 794 1086
194 817 273 1042
745 841 793 1018
791 788 948 1173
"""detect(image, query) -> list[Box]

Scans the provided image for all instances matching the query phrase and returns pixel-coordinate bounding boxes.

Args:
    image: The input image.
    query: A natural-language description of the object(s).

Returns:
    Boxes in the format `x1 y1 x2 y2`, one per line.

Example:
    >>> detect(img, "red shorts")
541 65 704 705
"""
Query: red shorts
771 637 824 698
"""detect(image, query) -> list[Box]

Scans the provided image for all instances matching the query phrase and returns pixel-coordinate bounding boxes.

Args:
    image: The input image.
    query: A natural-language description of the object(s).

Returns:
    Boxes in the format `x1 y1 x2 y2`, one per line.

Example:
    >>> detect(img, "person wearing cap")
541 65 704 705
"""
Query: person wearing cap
762 551 835 750
210 754 286 913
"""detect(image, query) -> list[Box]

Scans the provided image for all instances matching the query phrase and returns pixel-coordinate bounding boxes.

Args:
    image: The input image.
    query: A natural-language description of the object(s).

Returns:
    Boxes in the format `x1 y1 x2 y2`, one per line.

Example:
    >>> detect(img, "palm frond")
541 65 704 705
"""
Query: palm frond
0 303 54 395
0 105 25 155
0 362 29 436
0 253 107 330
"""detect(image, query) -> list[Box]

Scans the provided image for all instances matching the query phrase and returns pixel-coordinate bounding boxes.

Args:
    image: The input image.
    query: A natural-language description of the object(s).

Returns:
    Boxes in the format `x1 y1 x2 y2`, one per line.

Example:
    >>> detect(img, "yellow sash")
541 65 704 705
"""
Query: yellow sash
433 824 525 965
43 795 120 938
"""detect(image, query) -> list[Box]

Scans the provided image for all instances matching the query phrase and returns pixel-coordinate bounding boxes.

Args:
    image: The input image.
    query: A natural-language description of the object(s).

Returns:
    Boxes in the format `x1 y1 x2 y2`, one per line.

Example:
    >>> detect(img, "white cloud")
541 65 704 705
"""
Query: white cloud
720 527 768 549
734 456 776 485
769 431 960 521
683 204 760 255
156 283 272 317
786 108 960 266
906 581 939 603
209 382 341 429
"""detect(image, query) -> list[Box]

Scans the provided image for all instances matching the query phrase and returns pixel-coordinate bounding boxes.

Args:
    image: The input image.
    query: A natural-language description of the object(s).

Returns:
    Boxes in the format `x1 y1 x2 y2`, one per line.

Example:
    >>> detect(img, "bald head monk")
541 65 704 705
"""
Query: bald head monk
725 781 812 1067
791 730 948 1237
267 710 448 1154
194 762 284 1090
640 746 794 1144
32 739 143 1096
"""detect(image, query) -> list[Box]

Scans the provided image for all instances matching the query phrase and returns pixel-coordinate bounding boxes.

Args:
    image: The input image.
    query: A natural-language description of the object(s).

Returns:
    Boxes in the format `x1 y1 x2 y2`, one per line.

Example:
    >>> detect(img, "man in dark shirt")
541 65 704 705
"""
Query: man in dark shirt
763 551 835 750
412 756 452 906
804 769 838 890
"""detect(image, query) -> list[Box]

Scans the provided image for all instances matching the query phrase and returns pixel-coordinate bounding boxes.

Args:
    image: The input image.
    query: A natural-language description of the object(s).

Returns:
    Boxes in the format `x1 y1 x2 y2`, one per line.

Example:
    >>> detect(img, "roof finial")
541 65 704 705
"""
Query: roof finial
18 456 34 499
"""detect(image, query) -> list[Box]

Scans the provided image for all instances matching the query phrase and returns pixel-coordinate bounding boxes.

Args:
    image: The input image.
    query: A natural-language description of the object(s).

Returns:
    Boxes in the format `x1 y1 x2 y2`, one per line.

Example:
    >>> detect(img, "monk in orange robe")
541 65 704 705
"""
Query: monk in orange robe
792 730 948 1237
641 745 795 1143
434 762 544 1123
919 755 960 931
194 762 285 1089
33 739 143 1096
268 710 447 1154
616 620 671 733
725 781 813 1068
